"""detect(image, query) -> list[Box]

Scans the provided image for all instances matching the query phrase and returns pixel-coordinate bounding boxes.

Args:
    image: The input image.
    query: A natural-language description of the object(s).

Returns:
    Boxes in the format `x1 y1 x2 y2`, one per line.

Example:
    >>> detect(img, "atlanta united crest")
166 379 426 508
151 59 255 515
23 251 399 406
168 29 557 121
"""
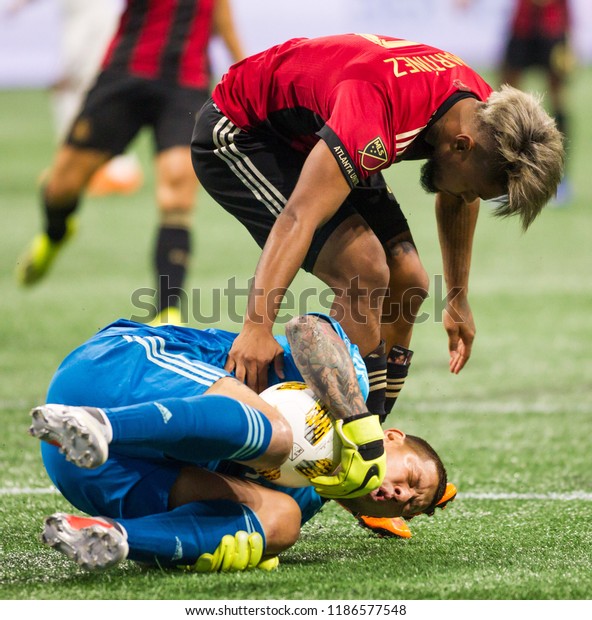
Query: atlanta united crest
358 137 388 171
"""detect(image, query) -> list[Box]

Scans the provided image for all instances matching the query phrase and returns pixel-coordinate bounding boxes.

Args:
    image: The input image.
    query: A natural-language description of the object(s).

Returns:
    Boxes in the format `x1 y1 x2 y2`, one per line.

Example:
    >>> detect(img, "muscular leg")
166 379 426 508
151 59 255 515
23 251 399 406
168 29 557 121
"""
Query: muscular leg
104 467 301 567
381 232 429 418
312 214 389 357
37 375 298 568
43 145 111 239
100 376 292 471
46 145 111 200
16 144 112 285
113 467 301 566
168 466 302 556
312 214 389 416
381 232 429 353
153 146 198 318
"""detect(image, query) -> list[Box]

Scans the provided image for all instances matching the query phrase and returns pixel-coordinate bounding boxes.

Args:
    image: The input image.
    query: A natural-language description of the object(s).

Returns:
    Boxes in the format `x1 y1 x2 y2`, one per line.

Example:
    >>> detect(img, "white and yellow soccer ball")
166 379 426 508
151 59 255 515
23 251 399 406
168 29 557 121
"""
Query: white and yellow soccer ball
258 381 339 488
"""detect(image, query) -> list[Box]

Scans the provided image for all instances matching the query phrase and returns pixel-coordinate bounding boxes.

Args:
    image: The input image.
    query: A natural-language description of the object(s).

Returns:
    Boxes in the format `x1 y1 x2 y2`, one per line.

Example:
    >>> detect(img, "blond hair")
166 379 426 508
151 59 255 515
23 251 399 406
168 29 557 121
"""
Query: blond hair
476 85 565 231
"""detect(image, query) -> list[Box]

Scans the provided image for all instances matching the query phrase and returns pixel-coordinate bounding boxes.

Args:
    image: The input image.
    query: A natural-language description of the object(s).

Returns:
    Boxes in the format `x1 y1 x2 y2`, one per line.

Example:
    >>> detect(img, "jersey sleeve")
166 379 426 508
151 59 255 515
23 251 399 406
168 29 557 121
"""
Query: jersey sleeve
317 80 395 187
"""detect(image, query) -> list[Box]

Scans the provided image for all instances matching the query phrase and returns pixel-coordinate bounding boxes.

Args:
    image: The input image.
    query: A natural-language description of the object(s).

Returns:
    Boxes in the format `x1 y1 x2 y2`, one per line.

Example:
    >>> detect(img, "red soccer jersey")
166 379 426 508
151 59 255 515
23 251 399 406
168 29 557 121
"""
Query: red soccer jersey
212 34 493 187
102 0 215 88
510 0 570 39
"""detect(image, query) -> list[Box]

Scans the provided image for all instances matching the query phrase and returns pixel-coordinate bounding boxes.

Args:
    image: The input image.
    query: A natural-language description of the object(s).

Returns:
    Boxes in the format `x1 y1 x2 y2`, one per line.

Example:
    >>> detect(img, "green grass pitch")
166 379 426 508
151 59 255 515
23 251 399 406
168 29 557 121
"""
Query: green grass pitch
1 68 591 601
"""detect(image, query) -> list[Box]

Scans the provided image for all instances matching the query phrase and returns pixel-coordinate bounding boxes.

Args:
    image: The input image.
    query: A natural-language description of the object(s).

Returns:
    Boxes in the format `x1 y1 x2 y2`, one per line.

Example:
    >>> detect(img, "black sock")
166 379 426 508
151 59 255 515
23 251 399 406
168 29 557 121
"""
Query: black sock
363 340 386 422
154 225 191 313
385 345 413 416
43 188 78 242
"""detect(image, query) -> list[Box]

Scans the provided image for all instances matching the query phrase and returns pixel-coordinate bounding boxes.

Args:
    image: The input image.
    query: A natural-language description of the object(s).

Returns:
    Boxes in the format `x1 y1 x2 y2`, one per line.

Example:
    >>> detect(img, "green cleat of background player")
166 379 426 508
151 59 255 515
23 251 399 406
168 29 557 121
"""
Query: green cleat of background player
16 218 77 286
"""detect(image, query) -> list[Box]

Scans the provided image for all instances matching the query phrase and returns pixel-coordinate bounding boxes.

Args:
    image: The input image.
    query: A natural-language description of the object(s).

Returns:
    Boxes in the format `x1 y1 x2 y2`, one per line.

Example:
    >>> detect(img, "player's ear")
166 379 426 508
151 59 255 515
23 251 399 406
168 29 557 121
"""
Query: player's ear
384 428 406 444
454 134 474 152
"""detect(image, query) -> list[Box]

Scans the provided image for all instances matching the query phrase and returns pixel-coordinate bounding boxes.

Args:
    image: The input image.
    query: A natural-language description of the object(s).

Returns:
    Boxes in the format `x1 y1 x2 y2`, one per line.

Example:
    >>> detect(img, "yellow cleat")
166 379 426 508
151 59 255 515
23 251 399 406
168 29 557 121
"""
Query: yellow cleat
16 219 77 286
148 306 183 326
183 531 279 573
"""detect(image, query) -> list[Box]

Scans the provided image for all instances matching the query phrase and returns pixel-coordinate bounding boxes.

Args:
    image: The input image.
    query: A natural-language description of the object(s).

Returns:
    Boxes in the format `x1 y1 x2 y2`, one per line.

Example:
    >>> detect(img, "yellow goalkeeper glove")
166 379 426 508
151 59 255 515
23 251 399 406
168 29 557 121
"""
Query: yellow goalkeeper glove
311 412 385 499
184 531 279 573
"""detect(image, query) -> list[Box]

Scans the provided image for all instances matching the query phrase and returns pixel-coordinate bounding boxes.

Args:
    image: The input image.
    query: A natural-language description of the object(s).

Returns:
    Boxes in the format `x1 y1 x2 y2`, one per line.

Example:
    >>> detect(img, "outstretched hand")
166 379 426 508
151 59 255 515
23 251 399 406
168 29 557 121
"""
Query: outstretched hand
443 295 475 374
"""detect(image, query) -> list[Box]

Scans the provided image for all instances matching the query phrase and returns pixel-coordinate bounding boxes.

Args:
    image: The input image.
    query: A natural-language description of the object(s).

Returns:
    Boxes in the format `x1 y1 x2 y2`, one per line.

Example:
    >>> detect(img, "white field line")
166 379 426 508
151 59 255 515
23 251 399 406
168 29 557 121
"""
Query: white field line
1 486 592 501
0 486 58 495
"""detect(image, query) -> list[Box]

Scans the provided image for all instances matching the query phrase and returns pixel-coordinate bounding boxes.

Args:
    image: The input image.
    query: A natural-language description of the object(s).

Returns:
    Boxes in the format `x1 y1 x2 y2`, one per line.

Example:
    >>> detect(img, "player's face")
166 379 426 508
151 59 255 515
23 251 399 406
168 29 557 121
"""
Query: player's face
421 150 505 204
339 430 439 519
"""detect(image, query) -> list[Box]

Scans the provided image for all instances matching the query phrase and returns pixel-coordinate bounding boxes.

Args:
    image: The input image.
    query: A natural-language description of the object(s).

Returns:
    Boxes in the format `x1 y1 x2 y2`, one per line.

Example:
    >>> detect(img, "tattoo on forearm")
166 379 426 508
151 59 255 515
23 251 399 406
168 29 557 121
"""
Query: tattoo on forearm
286 316 368 420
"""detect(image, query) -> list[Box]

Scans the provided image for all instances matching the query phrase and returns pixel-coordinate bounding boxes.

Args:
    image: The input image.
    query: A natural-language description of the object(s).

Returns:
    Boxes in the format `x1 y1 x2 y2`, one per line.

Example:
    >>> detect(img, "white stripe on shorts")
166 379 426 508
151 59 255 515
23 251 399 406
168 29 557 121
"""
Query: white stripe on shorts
212 116 288 216
123 334 226 387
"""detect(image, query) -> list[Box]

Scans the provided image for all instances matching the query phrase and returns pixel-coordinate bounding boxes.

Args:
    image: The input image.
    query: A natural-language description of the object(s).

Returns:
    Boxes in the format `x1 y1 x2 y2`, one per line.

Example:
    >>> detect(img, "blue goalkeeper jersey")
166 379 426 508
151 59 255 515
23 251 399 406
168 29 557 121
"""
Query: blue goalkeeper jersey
47 313 368 408
44 314 367 525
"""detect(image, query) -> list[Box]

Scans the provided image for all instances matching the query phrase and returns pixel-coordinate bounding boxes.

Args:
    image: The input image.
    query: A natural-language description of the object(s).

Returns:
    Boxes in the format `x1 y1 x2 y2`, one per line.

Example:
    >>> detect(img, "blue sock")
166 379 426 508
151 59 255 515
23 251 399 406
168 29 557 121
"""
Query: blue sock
104 394 271 463
117 500 265 566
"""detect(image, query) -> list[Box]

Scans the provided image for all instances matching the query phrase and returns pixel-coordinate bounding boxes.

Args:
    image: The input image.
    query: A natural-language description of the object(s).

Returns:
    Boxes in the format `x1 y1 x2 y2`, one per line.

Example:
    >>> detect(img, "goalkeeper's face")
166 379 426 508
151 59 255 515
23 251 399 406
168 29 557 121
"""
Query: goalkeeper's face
339 429 439 519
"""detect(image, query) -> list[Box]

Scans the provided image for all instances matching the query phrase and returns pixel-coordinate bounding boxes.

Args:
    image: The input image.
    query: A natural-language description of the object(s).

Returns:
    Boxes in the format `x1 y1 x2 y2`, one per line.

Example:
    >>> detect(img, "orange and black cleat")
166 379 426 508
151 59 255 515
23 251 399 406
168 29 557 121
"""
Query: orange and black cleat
356 516 412 539
410 482 458 519
355 482 458 538
436 482 457 510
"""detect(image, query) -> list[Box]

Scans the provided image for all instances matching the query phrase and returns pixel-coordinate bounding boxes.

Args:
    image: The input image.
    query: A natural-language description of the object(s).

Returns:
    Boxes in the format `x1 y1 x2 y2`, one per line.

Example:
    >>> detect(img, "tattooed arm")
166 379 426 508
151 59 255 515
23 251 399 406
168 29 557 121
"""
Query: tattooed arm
285 314 385 498
284 314 368 420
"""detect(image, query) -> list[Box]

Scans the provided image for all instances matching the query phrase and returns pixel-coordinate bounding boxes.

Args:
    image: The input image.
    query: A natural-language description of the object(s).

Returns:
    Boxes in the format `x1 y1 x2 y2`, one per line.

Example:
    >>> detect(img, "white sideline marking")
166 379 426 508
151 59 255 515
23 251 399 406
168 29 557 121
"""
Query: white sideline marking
1 487 591 501
0 486 58 495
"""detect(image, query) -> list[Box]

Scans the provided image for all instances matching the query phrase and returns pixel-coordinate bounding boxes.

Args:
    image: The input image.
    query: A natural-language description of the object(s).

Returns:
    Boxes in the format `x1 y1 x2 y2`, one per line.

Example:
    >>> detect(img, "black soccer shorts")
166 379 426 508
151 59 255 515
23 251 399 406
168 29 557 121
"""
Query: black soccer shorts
65 69 210 155
191 98 410 273
503 34 568 73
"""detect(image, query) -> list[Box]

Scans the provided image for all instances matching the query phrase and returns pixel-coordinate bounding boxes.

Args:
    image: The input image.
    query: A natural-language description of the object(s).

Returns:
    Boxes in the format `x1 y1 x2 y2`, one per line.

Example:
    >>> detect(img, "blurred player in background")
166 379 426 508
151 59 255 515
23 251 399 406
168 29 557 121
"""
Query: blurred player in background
16 0 245 325
53 0 144 197
7 0 144 195
28 314 450 571
500 0 573 205
192 34 565 426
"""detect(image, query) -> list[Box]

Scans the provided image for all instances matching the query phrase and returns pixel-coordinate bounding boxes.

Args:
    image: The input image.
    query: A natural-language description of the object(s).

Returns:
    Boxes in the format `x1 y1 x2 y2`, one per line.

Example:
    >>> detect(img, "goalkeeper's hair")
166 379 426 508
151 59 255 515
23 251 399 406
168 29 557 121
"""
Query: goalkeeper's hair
475 84 565 231
405 434 447 516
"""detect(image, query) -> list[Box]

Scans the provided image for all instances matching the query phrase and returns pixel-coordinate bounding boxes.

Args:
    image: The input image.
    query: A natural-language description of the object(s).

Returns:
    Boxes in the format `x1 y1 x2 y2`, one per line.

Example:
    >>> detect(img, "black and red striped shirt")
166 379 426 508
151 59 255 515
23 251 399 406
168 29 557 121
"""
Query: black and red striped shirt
510 0 570 39
102 0 215 88
213 35 492 187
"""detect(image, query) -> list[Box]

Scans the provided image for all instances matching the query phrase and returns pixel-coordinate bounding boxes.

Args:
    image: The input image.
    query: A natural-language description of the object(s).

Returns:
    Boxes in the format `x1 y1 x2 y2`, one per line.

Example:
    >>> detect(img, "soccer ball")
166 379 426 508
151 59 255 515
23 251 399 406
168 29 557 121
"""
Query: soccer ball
258 381 339 488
